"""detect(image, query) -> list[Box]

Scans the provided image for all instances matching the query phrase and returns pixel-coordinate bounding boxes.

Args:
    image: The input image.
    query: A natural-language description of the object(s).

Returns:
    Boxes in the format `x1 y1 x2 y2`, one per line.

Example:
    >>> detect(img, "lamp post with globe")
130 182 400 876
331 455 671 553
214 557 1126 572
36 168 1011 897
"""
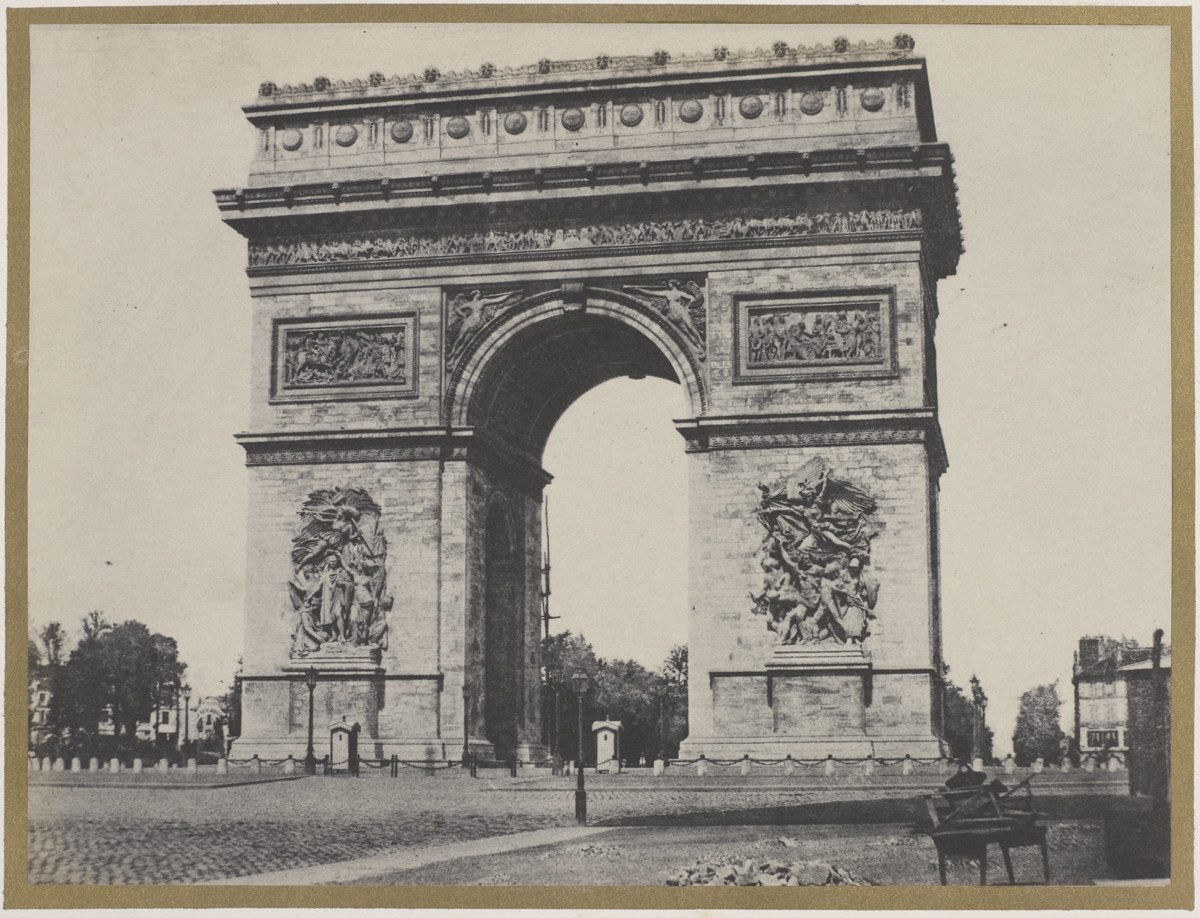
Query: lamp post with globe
304 667 318 776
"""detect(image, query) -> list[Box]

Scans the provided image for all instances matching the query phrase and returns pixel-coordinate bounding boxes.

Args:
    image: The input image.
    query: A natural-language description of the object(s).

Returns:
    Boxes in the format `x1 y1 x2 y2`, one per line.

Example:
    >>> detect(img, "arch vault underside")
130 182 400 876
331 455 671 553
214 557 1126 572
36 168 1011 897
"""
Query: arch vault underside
221 41 959 761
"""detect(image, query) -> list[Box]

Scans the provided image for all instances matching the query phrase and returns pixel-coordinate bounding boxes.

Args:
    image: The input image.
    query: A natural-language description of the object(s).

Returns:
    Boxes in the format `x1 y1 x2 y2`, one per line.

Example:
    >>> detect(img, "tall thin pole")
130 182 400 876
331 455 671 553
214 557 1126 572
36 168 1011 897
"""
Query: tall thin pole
541 498 559 641
575 688 587 824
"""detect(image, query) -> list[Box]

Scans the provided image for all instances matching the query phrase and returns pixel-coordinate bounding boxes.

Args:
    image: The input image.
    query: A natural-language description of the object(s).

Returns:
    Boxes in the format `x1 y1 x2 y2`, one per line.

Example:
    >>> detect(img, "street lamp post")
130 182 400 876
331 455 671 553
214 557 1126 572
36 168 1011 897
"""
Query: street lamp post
182 685 191 754
462 684 471 765
571 671 589 825
970 675 987 766
304 667 318 776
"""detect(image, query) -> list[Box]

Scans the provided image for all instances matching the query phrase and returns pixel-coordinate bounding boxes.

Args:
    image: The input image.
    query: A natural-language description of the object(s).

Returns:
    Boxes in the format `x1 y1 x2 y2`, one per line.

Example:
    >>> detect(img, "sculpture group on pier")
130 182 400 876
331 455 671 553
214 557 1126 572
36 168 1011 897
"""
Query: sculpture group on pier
750 457 881 646
289 488 392 656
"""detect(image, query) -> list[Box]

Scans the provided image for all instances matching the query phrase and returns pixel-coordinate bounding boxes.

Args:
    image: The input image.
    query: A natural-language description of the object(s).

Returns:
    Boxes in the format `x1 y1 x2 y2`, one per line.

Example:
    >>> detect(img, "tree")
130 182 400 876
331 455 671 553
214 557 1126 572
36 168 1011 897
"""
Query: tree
655 644 689 758
1013 682 1067 766
541 633 690 763
38 621 65 668
940 665 993 763
49 615 186 757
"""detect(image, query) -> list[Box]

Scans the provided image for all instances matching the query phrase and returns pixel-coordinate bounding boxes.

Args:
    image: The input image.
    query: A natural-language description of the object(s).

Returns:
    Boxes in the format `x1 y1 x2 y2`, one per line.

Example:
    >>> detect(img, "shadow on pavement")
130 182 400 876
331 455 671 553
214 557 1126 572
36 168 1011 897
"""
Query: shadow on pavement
599 793 1137 828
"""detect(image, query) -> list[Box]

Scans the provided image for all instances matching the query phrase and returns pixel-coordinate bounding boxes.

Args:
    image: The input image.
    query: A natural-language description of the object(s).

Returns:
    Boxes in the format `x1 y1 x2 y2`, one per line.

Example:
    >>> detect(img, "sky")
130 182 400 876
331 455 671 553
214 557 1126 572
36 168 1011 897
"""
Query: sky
26 22 1173 754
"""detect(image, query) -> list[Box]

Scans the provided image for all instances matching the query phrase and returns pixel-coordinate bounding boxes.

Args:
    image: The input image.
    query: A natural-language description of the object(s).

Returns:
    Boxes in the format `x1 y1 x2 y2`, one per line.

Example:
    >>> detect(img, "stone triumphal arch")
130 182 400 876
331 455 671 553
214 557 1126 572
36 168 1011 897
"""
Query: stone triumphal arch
217 37 960 762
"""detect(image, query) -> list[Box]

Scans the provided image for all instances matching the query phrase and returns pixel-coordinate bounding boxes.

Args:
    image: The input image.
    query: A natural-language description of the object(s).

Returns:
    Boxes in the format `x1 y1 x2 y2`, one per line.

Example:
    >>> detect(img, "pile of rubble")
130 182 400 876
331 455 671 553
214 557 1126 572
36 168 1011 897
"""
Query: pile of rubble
663 857 877 887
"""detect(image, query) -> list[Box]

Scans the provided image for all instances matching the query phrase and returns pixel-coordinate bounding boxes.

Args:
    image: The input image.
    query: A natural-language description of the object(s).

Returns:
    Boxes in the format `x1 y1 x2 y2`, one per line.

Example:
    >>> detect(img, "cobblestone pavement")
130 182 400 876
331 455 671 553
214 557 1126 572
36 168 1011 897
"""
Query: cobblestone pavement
26 770 1127 885
28 773 823 884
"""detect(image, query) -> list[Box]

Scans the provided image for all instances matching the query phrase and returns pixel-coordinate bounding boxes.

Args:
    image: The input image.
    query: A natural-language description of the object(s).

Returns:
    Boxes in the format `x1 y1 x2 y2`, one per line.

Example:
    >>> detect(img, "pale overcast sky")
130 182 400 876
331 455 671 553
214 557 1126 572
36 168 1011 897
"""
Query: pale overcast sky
27 22 1172 754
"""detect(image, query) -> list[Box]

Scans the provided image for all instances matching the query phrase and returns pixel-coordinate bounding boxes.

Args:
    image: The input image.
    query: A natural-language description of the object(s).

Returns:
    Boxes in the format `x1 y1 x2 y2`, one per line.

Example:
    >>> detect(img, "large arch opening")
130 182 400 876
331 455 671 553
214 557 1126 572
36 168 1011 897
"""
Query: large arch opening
453 296 701 762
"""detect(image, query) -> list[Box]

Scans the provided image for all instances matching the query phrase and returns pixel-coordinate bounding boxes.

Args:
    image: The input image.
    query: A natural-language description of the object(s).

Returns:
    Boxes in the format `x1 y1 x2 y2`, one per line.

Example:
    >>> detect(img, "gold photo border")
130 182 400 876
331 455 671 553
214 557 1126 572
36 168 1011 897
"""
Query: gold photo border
6 4 1193 911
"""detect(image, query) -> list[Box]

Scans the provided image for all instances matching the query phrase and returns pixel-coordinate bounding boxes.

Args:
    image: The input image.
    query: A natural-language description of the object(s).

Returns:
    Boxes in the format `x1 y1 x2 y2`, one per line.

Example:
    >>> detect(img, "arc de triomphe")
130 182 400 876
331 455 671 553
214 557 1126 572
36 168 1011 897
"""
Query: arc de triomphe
216 37 959 763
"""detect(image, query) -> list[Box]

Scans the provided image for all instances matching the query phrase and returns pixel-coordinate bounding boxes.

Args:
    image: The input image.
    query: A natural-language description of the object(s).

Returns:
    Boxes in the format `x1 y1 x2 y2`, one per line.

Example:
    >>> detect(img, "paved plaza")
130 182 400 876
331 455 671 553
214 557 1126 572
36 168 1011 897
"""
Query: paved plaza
27 768 1132 886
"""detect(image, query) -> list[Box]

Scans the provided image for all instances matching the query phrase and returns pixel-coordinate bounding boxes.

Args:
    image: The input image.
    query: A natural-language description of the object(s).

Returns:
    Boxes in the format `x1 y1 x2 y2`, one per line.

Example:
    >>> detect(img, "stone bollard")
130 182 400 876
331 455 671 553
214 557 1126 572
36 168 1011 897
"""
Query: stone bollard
1032 757 1044 774
1107 757 1123 773
54 757 66 772
901 755 914 776
1083 757 1095 773
216 758 228 775
824 756 836 777
1060 758 1071 773
70 757 82 773
740 755 752 776
29 756 39 772
784 756 795 777
132 758 144 774
937 758 951 775
972 757 984 772
696 755 710 777
187 758 198 774
653 759 665 777
89 757 100 773
863 756 876 778
565 760 573 776
110 758 121 773
283 756 296 776
42 756 52 773
251 755 262 775
159 758 170 773
1003 754 1016 775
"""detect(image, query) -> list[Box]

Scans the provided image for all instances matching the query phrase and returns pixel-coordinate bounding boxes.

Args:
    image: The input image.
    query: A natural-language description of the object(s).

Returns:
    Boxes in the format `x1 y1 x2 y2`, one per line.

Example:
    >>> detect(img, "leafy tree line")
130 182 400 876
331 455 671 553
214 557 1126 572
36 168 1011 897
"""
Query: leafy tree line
541 633 687 764
29 613 189 761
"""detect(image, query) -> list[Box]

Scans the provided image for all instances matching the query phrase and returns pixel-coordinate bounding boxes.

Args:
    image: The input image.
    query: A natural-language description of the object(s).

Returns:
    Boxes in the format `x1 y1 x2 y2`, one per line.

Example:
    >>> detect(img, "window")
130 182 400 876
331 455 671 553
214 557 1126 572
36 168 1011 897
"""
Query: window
161 711 170 725
1088 730 1119 748
206 714 213 725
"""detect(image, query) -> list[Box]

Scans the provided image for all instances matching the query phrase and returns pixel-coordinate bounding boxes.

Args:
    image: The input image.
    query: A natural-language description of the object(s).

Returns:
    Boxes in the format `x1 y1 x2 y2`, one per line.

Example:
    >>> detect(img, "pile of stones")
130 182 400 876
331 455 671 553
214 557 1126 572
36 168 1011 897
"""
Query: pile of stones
663 857 876 887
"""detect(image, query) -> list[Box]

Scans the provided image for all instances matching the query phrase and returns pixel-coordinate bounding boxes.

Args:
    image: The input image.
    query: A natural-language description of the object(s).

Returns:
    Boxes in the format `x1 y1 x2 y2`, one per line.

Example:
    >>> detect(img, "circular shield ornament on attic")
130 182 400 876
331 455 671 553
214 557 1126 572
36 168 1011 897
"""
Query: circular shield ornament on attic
678 99 704 123
334 125 359 147
799 92 824 115
560 107 585 131
504 111 528 135
446 117 471 139
389 120 413 143
860 88 886 112
280 129 303 151
619 104 644 127
738 95 764 119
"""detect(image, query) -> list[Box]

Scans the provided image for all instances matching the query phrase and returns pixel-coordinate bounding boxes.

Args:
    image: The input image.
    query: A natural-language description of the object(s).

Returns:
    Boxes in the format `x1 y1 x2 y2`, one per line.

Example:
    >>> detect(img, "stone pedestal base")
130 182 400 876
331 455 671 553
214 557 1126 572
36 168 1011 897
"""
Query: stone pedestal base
681 655 941 760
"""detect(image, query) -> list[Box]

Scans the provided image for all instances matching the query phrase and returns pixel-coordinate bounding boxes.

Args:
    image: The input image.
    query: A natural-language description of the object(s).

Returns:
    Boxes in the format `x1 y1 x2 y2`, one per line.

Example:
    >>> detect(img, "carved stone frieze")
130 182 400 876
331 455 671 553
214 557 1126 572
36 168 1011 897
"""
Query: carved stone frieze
272 315 417 402
289 488 392 658
750 458 882 649
244 446 442 467
248 208 922 268
748 304 881 366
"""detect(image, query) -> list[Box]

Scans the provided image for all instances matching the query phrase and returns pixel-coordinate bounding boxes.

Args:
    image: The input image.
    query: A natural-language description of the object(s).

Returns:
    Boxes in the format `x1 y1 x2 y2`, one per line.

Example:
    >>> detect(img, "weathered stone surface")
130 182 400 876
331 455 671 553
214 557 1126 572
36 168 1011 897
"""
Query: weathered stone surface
218 45 955 762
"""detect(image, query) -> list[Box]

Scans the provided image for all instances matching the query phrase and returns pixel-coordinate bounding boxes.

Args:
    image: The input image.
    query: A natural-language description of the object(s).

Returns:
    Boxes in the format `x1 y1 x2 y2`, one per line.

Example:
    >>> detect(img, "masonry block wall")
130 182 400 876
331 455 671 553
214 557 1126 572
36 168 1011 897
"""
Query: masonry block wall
221 45 959 762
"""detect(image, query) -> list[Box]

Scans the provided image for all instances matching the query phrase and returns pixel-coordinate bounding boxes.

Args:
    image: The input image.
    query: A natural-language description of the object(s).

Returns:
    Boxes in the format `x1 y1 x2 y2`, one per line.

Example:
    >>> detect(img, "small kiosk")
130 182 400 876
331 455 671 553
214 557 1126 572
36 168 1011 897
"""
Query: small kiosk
329 716 361 776
592 720 623 774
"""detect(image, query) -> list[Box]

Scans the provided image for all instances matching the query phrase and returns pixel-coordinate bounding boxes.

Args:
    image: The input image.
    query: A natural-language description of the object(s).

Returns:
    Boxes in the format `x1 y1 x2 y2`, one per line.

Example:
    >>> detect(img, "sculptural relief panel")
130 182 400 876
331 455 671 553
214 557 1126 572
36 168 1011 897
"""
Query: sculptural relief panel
734 290 896 383
272 314 417 402
749 457 883 649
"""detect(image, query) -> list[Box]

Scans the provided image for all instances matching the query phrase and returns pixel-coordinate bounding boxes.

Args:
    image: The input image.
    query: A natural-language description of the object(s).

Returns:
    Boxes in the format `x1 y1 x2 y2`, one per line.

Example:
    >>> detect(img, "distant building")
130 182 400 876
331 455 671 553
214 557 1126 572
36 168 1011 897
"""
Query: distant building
192 696 227 742
28 678 53 749
1072 635 1162 766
